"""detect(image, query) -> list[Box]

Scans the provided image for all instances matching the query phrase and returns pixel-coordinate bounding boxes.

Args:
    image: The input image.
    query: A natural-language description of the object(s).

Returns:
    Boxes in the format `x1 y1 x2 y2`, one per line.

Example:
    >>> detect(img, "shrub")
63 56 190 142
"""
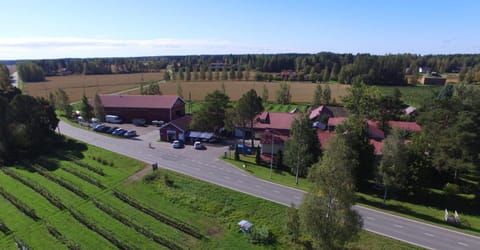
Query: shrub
443 183 460 196
164 173 174 187
234 144 240 161
143 171 162 183
255 146 262 165
249 225 274 245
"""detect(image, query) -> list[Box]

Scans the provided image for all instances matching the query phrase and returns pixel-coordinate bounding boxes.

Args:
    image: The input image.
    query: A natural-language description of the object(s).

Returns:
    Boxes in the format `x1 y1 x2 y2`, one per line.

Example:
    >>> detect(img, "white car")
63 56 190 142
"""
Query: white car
172 140 184 149
194 141 205 150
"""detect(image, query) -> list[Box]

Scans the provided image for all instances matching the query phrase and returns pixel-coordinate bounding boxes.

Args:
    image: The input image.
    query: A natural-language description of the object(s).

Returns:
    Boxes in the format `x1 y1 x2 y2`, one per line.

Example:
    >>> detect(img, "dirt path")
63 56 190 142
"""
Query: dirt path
128 164 153 182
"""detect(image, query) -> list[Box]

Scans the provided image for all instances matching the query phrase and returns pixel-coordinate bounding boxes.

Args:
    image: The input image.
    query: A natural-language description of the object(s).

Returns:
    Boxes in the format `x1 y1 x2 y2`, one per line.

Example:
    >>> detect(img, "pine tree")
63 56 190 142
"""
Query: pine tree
261 84 269 103
80 94 93 120
185 66 191 81
177 83 183 98
322 84 331 105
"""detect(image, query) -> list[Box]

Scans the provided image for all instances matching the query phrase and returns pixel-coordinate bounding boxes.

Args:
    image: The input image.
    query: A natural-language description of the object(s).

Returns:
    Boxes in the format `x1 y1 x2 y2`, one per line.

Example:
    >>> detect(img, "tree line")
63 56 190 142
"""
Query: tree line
0 85 59 164
18 52 480 84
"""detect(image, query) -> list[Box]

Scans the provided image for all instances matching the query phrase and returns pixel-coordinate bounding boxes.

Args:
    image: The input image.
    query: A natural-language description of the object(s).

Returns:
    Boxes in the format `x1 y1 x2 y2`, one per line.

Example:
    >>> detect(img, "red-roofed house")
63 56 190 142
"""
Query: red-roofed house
367 120 385 140
99 94 185 123
260 130 288 155
253 111 298 137
309 105 334 120
317 131 335 149
388 121 421 132
327 117 348 131
159 115 192 142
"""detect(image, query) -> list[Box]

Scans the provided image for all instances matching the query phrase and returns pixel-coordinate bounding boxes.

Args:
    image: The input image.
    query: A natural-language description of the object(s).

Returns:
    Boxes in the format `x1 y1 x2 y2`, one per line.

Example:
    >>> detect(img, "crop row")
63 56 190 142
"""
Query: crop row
92 199 182 250
59 165 106 189
112 190 205 240
30 164 89 200
64 155 106 176
46 224 80 250
1 168 66 210
68 209 137 250
14 237 32 250
0 186 40 221
0 220 11 235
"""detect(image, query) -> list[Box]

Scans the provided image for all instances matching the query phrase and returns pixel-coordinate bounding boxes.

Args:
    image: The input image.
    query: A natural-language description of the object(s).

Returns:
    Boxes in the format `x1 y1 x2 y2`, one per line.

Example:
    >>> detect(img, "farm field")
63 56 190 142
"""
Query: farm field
126 80 350 103
0 138 420 249
23 72 165 102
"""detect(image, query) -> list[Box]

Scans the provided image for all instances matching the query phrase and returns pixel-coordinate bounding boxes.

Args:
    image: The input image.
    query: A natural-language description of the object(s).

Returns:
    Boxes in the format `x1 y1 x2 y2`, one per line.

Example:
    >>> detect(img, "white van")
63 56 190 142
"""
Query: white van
105 115 123 124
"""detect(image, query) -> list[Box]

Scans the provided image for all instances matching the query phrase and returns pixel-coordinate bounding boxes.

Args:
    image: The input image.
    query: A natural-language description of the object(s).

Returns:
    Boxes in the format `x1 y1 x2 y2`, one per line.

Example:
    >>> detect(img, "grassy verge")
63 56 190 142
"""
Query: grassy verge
221 155 480 236
0 138 422 249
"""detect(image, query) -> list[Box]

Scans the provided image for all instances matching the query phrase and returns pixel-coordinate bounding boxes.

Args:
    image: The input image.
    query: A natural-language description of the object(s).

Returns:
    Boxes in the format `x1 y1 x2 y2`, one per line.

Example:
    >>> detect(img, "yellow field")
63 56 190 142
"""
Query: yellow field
23 70 349 103
24 72 165 102
127 80 349 103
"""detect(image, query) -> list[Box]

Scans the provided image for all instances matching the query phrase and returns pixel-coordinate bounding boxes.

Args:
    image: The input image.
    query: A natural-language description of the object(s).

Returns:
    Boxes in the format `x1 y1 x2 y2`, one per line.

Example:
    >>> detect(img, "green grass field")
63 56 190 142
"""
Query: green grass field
0 138 421 249
223 154 480 237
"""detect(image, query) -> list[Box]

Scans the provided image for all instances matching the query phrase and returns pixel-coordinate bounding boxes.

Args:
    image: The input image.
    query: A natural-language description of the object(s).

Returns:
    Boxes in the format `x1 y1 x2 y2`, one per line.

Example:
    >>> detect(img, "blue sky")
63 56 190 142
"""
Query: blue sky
1 0 479 59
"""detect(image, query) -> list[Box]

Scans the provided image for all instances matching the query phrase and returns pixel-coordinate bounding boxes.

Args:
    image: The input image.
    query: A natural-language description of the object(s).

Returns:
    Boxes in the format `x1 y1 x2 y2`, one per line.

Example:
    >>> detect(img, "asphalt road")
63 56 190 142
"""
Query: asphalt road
59 121 480 250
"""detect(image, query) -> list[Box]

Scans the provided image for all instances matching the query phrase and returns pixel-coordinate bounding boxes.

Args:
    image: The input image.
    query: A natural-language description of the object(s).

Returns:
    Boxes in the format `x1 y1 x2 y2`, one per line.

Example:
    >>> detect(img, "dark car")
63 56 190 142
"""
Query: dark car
100 126 111 132
93 124 105 132
106 126 118 133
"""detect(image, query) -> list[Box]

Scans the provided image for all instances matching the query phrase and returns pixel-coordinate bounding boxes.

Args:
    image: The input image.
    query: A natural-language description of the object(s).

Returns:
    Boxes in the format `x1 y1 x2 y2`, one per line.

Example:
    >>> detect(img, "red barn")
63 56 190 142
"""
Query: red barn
99 95 185 123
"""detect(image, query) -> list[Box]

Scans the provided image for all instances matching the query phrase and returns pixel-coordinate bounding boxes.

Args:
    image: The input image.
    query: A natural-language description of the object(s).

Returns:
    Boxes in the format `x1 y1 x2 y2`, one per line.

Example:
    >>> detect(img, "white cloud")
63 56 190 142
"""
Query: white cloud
0 37 280 59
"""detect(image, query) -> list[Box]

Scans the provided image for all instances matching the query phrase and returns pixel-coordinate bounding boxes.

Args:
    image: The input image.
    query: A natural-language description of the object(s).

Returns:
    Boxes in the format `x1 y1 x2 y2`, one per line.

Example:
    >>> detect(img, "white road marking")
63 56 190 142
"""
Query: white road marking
366 216 376 221
224 176 231 180
458 242 469 247
424 232 434 237
241 174 247 177
393 224 404 228
255 185 262 189
273 190 280 194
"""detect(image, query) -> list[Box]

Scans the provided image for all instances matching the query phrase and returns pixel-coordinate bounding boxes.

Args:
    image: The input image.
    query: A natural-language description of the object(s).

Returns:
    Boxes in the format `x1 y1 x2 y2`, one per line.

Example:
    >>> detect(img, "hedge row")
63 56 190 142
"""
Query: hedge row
2 168 66 210
62 154 106 177
92 200 182 250
112 190 205 240
14 237 32 250
71 160 106 176
31 164 89 200
46 224 81 250
59 166 106 189
68 209 136 250
0 221 11 235
0 186 40 221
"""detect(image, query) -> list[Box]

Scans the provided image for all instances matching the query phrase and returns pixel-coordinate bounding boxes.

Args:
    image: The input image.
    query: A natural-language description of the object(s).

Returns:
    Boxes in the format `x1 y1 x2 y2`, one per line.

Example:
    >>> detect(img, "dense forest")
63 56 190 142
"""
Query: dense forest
15 53 480 84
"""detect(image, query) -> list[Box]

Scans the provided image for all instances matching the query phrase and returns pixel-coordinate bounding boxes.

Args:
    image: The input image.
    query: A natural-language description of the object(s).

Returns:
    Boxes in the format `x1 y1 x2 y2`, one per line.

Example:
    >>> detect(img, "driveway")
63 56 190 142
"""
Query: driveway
58 120 480 250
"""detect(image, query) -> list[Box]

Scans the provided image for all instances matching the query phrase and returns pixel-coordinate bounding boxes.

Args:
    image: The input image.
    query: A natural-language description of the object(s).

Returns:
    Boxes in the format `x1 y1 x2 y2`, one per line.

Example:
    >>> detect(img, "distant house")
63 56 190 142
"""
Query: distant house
159 115 192 142
99 95 185 123
309 105 334 121
419 75 446 85
404 106 417 116
327 117 347 131
253 111 298 138
260 129 287 155
319 117 421 155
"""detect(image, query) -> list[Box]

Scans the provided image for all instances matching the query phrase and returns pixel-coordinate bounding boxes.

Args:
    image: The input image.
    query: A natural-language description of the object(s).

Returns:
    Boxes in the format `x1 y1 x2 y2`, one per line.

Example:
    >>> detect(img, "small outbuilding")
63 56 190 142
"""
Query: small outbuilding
159 115 192 142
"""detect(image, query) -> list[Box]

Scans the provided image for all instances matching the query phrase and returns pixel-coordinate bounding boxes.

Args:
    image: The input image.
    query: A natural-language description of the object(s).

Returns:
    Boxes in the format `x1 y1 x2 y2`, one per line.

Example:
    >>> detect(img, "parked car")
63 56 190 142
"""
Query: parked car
151 120 165 127
132 118 146 126
172 140 184 149
93 124 105 132
106 126 119 133
105 115 123 124
112 128 126 136
194 141 205 150
100 126 111 132
123 130 137 138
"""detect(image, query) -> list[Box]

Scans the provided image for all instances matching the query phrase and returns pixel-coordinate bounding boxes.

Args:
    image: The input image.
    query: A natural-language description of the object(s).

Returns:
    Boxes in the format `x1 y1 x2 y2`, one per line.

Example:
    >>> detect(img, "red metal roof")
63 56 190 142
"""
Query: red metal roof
367 120 385 140
254 112 297 131
100 95 182 109
327 117 347 126
369 139 384 155
260 130 287 144
169 115 192 132
388 121 421 132
309 105 334 120
317 131 335 149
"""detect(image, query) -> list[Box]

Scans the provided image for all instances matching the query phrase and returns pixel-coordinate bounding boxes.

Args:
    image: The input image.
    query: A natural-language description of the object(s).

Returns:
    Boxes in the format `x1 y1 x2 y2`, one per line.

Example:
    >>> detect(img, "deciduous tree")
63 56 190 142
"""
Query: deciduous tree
312 84 322 106
92 92 105 121
236 89 263 147
300 135 362 250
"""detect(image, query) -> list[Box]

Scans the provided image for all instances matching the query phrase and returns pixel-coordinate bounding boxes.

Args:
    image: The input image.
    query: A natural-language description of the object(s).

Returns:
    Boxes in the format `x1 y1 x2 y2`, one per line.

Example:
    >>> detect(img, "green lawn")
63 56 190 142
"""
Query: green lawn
376 85 442 107
221 155 480 237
